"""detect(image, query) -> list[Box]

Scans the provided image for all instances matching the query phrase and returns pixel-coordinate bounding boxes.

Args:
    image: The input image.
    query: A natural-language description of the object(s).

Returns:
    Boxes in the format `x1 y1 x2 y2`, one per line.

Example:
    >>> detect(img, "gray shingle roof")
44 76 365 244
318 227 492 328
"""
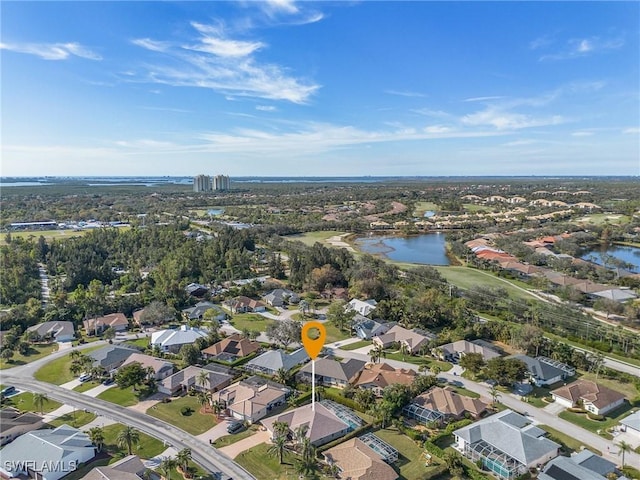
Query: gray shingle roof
511 354 564 382
298 358 365 382
620 410 640 432
246 348 309 373
89 345 138 369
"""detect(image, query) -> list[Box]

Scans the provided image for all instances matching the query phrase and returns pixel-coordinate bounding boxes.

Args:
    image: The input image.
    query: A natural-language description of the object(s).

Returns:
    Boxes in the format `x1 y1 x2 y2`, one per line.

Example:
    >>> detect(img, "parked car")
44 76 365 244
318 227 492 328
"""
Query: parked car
102 378 115 386
78 373 91 383
226 421 243 434
1 386 16 397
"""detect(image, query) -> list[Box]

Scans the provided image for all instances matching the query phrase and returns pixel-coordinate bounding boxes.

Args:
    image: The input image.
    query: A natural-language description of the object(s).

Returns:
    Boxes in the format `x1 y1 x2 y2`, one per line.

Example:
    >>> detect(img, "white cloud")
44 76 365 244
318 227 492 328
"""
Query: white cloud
462 107 564 130
256 105 277 111
423 125 452 134
502 139 537 147
623 127 640 134
539 36 624 61
130 22 319 103
464 96 506 103
0 41 101 60
571 131 594 137
385 90 427 98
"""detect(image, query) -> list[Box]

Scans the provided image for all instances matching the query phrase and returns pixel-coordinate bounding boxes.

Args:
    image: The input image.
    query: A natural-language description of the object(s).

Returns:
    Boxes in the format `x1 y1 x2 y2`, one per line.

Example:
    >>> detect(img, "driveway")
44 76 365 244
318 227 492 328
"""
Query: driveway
543 401 566 415
128 393 165 413
218 429 271 459
196 418 234 443
61 379 82 390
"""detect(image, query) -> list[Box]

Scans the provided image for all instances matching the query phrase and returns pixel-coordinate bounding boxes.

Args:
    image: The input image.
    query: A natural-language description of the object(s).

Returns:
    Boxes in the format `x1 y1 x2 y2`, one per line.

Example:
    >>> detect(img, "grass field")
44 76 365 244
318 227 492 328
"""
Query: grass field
5 391 62 413
339 340 371 351
229 314 273 333
283 230 348 247
380 351 452 371
376 427 441 480
558 402 634 437
34 344 105 384
235 443 300 480
123 338 150 349
213 424 260 448
96 387 140 407
573 214 632 226
102 423 166 460
463 204 493 213
0 343 58 370
48 409 97 428
73 380 101 393
0 229 87 245
413 201 439 217
539 424 601 455
147 395 218 435
434 266 539 301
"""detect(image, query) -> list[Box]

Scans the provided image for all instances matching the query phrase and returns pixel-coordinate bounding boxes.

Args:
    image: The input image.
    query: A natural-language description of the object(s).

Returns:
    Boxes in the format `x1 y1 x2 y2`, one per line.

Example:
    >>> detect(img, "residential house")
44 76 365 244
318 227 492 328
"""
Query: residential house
262 289 300 307
354 363 417 397
88 345 138 373
82 455 148 480
406 387 489 422
26 321 75 342
262 401 356 447
551 380 626 415
83 313 129 336
244 348 309 376
158 365 233 396
132 306 174 327
346 299 377 317
620 410 640 439
201 333 261 362
120 353 174 381
223 296 266 314
538 451 620 480
0 407 43 446
436 340 501 363
453 409 560 479
182 302 227 322
151 325 209 353
214 377 288 423
297 358 366 388
322 438 398 480
352 316 393 340
0 424 96 480
510 355 575 387
591 288 637 302
185 283 208 297
373 325 432 354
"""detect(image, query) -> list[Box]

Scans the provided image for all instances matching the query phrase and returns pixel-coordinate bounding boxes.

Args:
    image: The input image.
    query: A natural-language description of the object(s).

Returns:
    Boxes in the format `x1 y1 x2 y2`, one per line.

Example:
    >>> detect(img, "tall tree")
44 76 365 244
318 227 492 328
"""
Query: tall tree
175 448 192 478
33 392 48 414
116 426 140 456
88 427 105 452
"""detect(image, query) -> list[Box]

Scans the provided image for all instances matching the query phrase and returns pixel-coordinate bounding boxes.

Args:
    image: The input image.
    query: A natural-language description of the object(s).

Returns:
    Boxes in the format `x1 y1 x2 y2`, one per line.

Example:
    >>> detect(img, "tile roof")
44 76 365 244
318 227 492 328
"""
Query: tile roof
323 438 398 480
83 313 128 332
412 387 489 418
120 353 174 376
354 363 416 390
551 380 625 409
440 340 501 360
201 333 261 358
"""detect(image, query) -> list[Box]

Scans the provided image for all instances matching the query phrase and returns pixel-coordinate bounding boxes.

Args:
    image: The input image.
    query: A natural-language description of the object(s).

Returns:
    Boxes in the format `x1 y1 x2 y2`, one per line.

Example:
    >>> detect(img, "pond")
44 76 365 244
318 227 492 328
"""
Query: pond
580 244 640 273
207 209 224 216
354 233 450 265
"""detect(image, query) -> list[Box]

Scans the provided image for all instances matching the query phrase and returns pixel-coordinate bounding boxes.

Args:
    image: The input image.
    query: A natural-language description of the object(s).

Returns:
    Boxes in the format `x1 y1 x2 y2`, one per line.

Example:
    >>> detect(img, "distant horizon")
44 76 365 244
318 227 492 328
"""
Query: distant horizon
2 2 638 176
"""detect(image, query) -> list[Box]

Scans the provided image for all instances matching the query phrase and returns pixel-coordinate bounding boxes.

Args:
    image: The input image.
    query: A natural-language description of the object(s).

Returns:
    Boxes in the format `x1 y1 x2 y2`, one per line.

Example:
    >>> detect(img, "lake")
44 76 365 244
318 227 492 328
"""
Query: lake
355 233 450 265
581 244 640 273
207 209 224 216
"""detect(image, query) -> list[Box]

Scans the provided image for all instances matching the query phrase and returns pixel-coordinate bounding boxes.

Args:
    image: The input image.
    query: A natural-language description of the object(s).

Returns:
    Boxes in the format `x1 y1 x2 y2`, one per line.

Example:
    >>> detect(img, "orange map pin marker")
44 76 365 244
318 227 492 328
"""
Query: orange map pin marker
301 321 326 359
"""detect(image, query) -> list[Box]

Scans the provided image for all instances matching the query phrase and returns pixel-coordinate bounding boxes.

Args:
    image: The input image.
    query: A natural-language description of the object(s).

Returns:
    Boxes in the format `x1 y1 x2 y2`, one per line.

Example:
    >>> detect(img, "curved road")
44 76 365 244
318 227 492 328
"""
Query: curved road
2 343 255 480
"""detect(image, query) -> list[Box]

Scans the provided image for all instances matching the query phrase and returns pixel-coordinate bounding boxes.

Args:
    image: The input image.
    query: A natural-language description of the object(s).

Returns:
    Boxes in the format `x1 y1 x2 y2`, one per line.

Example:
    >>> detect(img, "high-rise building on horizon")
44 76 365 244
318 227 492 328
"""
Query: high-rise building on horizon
193 174 212 192
213 174 231 191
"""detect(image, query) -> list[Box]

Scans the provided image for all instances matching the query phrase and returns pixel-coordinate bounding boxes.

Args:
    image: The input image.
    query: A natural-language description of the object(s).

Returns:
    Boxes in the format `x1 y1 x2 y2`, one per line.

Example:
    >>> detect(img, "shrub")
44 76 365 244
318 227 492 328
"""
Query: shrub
180 406 192 416
587 413 604 421
162 397 172 403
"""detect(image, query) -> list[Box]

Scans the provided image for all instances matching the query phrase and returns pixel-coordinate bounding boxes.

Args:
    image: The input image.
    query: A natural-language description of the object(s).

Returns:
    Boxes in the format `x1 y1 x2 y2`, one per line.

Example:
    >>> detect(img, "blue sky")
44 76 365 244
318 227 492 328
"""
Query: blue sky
2 1 639 176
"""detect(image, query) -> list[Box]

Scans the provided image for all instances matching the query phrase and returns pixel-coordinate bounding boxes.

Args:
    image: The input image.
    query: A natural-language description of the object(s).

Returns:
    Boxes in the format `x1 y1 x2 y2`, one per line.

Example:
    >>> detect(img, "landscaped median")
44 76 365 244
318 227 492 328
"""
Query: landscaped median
146 395 218 435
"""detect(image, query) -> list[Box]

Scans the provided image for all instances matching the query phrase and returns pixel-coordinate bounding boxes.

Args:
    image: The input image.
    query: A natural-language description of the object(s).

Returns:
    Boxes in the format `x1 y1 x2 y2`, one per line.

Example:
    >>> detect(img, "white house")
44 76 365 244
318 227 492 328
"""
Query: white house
551 380 626 415
620 410 640 439
0 424 96 480
345 299 377 317
151 325 208 353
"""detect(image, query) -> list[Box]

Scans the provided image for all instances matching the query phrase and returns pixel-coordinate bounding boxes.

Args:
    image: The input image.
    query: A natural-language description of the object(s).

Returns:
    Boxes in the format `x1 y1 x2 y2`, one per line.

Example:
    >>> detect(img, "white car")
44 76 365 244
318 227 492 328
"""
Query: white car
78 373 91 382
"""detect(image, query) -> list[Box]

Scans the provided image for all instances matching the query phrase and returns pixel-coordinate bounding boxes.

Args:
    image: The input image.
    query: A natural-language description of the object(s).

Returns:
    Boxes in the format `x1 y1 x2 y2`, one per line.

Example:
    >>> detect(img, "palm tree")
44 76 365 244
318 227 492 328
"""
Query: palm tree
368 346 381 364
617 440 631 468
70 349 82 361
399 342 410 361
269 421 290 465
33 392 48 414
211 400 224 417
158 456 176 480
293 424 309 451
489 386 502 407
274 367 292 386
175 448 192 478
197 370 209 391
116 426 140 456
88 427 105 452
197 392 209 413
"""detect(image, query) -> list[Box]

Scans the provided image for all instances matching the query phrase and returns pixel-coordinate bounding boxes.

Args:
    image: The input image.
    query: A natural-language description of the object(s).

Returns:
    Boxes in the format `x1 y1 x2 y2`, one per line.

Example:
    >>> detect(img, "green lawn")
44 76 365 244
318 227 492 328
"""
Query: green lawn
96 387 140 407
0 229 87 245
381 351 452 371
449 386 481 399
283 230 348 247
235 443 300 480
124 338 150 349
102 423 166 460
147 395 218 435
0 343 59 370
34 345 104 384
4 392 62 413
375 427 441 480
229 314 273 333
319 322 351 344
573 214 631 226
213 424 260 448
539 424 600 455
339 340 372 351
558 402 634 437
73 380 102 393
48 409 97 428
434 266 539 301
413 201 439 217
